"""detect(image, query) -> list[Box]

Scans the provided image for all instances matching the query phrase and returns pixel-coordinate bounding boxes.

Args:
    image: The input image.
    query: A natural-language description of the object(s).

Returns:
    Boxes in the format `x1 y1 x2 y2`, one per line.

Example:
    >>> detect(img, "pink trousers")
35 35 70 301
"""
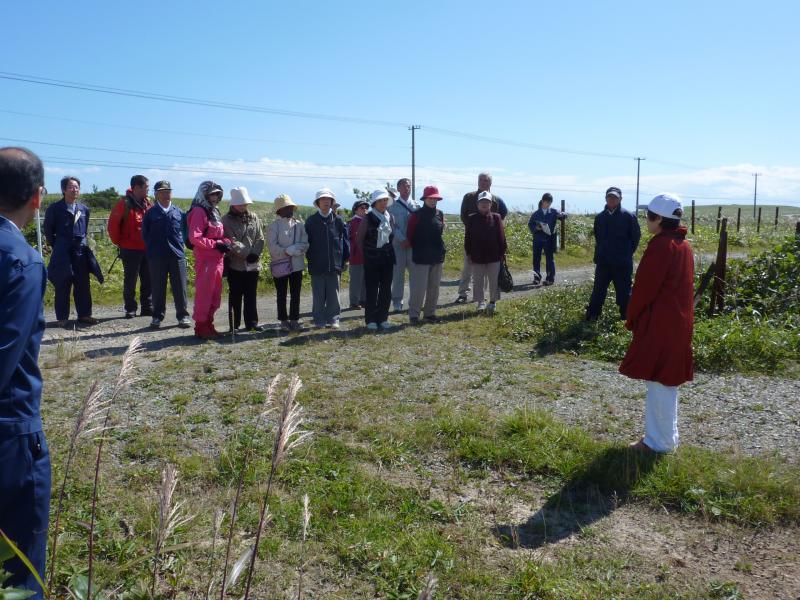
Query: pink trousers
193 255 224 323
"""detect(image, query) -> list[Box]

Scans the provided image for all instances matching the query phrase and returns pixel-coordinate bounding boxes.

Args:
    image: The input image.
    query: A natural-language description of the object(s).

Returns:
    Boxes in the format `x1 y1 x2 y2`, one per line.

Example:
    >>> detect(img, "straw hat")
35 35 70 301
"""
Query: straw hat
274 194 297 213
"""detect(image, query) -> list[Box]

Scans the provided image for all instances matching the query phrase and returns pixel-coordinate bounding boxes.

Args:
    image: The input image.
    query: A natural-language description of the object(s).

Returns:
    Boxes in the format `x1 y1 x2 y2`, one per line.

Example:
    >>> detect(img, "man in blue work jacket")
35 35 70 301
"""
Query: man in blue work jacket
586 186 641 320
0 147 50 597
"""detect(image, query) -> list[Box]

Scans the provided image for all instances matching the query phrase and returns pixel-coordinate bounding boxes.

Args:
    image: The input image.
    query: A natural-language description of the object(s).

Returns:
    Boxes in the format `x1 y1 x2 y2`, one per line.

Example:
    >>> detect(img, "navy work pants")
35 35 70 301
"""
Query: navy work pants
586 262 633 320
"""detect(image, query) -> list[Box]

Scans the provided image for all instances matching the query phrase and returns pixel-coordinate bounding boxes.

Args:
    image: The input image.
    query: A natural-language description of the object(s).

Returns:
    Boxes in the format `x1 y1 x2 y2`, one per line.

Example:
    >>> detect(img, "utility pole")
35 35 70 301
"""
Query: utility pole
409 125 421 200
752 173 761 219
635 157 645 216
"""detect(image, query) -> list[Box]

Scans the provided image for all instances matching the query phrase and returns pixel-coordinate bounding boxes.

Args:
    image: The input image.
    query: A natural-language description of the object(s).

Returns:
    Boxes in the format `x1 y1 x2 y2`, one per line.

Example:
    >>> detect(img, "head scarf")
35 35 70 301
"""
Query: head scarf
191 180 223 223
371 207 392 248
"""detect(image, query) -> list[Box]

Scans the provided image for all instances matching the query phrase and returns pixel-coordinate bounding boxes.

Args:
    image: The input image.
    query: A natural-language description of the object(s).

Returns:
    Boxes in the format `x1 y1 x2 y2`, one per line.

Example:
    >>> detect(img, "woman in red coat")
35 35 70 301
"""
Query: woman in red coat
620 193 694 453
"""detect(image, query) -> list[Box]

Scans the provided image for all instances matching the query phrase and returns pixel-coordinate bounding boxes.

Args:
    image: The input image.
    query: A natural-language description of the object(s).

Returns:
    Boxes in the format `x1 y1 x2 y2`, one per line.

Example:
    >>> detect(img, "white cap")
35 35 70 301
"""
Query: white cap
315 188 336 202
369 189 390 205
648 193 683 219
478 191 493 203
230 187 253 206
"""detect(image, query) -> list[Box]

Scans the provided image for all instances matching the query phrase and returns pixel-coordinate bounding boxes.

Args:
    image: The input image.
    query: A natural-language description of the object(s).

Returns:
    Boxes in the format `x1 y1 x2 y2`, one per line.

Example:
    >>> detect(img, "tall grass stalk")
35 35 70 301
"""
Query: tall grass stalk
218 376 280 598
417 572 438 600
242 375 311 600
86 337 142 600
151 464 193 597
205 509 224 600
47 380 108 595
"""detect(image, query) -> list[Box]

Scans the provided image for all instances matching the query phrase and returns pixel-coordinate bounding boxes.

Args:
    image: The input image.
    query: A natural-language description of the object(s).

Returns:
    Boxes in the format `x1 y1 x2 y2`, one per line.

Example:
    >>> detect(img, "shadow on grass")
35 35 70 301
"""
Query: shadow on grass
493 447 663 549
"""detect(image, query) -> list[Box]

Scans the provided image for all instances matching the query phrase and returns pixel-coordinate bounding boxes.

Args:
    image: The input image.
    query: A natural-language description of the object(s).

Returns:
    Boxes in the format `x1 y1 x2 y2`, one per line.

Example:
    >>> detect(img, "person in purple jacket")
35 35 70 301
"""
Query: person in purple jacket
464 191 507 315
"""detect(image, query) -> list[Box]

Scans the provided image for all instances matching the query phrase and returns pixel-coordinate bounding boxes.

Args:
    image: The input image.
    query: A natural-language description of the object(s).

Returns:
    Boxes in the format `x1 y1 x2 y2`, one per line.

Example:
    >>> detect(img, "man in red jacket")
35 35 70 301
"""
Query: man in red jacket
619 193 694 453
108 175 153 318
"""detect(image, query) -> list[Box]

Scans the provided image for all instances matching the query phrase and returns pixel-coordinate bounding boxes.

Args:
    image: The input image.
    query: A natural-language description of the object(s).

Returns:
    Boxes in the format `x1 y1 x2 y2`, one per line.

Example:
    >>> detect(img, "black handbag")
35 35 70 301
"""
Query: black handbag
498 258 514 293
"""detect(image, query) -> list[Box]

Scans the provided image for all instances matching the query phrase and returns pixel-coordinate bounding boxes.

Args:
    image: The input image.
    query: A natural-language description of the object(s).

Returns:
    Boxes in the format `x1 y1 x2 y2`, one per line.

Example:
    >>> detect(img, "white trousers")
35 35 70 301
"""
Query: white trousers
644 381 679 452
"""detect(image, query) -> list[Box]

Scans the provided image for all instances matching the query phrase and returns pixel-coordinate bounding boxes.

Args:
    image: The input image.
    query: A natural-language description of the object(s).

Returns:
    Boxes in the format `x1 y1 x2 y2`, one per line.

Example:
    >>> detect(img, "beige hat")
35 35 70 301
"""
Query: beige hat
230 187 253 206
274 194 297 213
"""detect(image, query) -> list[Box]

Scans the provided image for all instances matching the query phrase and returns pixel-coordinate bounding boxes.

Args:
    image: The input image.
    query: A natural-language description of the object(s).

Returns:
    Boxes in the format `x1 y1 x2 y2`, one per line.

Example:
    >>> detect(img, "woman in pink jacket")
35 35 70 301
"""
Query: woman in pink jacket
187 180 231 339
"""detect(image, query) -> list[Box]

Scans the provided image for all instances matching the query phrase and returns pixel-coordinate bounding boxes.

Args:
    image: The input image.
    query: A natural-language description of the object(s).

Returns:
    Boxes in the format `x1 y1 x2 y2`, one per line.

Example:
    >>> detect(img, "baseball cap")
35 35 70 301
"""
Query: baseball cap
478 191 493 203
605 187 622 199
647 193 683 219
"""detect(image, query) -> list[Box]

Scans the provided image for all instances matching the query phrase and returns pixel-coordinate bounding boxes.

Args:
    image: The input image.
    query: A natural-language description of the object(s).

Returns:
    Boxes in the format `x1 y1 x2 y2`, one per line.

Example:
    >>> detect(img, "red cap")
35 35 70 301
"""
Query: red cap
422 185 443 200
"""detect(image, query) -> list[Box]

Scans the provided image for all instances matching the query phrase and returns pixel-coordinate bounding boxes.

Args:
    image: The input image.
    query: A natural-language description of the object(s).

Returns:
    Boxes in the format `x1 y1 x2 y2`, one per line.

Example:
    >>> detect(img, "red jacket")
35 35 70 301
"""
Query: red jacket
348 215 364 266
107 190 152 250
619 227 694 386
464 211 506 264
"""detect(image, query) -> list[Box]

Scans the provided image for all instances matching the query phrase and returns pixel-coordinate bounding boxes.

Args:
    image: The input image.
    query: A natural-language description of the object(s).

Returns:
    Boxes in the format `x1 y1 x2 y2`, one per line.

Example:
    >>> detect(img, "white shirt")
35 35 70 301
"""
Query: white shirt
159 202 172 213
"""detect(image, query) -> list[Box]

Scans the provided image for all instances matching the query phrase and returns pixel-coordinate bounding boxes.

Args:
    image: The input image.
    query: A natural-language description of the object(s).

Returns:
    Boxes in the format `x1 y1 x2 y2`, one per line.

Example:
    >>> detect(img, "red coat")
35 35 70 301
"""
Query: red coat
348 215 364 266
619 227 694 386
107 191 152 250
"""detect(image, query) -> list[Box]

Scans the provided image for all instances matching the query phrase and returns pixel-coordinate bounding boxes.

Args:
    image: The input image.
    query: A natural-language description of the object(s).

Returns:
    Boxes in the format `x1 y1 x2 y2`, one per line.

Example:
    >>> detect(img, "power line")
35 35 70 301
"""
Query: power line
0 108 406 150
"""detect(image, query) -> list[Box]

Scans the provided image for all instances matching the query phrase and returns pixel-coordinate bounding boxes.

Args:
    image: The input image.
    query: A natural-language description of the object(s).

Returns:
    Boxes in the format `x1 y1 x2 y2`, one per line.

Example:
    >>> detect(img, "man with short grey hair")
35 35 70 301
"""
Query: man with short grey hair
456 172 508 302
388 177 419 311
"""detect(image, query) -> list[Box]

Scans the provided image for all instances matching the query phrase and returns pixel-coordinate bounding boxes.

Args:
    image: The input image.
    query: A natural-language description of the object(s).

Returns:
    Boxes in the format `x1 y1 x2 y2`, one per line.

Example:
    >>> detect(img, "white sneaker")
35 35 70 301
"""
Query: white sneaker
367 322 379 331
379 321 394 330
328 319 341 329
487 302 496 315
476 302 487 312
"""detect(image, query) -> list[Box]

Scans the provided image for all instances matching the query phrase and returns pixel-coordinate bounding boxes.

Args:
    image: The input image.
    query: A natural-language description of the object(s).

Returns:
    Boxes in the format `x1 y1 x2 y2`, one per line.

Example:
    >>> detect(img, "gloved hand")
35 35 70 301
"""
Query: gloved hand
215 241 231 253
246 253 259 264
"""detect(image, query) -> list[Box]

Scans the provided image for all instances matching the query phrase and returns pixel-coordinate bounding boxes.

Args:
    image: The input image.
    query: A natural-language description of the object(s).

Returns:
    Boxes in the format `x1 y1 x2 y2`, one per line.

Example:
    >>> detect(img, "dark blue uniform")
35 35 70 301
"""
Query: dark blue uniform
42 199 102 321
0 215 50 596
587 206 641 320
141 204 190 322
528 207 564 284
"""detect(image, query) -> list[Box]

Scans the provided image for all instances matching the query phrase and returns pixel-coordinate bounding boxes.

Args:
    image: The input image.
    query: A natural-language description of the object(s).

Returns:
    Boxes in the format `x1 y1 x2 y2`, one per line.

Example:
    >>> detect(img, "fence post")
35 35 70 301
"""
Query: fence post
736 207 741 232
757 206 762 233
774 206 779 229
709 217 728 317
691 199 695 234
716 206 722 233
560 199 566 251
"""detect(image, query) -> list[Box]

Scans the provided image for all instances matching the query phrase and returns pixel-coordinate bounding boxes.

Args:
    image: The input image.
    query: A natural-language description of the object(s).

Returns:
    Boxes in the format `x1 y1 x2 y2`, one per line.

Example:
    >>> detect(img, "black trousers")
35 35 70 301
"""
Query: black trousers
364 260 394 324
149 255 190 321
53 255 92 320
120 248 152 313
586 262 633 320
227 269 260 329
275 270 303 321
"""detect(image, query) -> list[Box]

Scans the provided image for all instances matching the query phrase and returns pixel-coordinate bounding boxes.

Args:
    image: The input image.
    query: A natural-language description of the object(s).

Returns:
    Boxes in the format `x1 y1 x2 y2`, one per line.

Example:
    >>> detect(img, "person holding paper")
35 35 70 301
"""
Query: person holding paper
527 193 566 286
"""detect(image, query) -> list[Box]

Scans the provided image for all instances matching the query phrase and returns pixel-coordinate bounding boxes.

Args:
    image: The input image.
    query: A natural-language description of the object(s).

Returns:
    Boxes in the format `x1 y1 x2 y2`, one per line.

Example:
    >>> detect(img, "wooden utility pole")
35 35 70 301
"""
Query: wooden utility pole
634 157 645 216
752 173 761 219
409 125 421 200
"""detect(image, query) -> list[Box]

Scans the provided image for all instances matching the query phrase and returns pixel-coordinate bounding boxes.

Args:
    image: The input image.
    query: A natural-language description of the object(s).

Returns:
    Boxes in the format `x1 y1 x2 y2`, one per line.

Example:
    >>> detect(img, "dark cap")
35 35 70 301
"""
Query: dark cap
154 180 172 192
605 187 622 199
541 192 553 202
351 199 369 213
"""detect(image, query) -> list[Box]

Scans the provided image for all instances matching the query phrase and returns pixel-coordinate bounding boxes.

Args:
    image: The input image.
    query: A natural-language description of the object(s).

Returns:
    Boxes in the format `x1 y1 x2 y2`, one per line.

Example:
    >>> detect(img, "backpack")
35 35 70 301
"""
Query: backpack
181 211 193 249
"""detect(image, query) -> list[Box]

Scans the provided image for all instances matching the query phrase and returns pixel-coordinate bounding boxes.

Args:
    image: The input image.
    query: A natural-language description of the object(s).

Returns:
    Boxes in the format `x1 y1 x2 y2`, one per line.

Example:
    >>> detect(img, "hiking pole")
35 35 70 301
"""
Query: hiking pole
106 247 120 276
228 302 235 343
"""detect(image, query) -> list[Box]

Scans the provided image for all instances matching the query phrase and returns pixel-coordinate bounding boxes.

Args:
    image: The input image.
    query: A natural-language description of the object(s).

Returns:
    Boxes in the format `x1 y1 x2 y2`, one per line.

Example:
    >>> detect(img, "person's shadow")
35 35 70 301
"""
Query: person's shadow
492 447 662 549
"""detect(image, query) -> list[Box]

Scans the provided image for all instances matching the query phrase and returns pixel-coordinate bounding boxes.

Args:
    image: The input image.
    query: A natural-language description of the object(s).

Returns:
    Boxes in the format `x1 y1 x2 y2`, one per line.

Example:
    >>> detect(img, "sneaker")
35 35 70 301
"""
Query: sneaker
177 317 192 328
314 322 326 329
543 280 554 286
379 320 393 330
279 320 291 332
289 320 302 331
455 295 468 304
393 303 403 313
78 316 99 325
247 324 264 332
328 319 341 329
424 315 440 324
125 311 136 319
476 302 487 312
140 307 153 317
366 322 379 331
149 318 161 329
486 302 496 315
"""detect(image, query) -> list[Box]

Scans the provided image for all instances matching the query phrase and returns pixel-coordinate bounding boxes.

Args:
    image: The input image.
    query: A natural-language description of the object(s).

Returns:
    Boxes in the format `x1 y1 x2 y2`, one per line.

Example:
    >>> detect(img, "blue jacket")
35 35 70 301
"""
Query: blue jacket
142 203 185 260
592 206 641 266
304 210 349 275
0 216 46 432
42 199 103 286
528 207 563 241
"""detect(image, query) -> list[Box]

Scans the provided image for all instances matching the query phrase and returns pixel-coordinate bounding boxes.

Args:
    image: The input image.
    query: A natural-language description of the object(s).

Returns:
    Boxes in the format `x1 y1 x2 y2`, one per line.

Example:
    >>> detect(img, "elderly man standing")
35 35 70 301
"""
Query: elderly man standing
108 174 153 318
0 147 50 597
141 181 191 329
456 172 507 303
387 177 418 312
586 186 641 321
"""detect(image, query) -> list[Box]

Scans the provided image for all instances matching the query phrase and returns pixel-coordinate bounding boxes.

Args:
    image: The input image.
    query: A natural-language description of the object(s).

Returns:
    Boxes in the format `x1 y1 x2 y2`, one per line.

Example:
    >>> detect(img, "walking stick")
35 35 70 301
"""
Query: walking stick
106 247 120 276
228 302 235 343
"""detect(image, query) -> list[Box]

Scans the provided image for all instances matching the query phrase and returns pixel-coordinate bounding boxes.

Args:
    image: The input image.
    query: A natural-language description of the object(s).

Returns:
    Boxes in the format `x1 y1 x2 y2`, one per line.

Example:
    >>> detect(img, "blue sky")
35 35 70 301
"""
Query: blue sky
3 0 799 214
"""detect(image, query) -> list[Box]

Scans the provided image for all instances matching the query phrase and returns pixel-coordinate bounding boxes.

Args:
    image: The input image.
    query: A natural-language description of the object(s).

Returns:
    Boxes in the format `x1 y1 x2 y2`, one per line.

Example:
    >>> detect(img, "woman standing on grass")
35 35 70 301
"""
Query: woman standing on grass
222 187 265 332
357 189 396 330
406 185 446 323
347 199 369 309
620 193 694 453
464 191 507 315
187 180 231 340
267 194 309 332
